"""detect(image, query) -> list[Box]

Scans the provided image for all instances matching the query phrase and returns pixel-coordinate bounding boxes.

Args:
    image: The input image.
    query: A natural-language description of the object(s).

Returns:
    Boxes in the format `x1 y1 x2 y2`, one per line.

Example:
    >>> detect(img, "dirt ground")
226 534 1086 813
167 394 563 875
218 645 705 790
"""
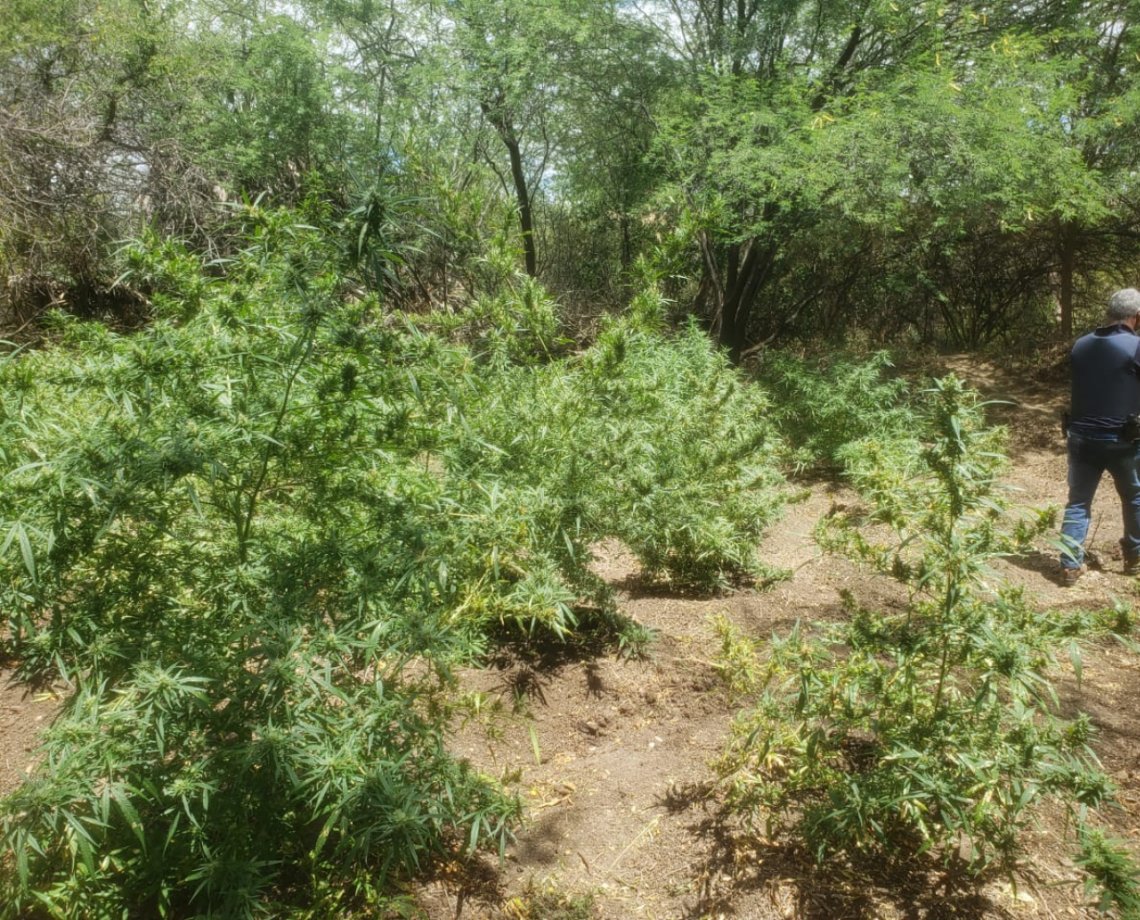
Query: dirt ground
2 354 1139 919
413 354 1140 920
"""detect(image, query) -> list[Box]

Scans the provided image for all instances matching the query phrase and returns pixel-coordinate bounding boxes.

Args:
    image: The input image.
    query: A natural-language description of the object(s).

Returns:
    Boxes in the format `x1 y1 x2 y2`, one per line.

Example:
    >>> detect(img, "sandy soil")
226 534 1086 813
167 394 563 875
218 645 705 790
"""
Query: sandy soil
0 664 58 796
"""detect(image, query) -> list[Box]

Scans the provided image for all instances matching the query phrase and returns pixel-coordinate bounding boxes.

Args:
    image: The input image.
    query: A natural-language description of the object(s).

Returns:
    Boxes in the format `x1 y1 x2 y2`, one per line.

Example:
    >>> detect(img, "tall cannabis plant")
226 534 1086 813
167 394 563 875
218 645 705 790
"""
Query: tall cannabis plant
716 377 1125 881
446 291 788 593
754 350 913 472
0 213 521 917
0 211 790 915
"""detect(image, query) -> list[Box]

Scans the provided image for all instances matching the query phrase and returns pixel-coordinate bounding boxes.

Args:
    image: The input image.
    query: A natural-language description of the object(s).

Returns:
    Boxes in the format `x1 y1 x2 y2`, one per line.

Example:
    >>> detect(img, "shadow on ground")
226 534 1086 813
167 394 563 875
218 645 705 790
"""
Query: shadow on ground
677 810 1020 920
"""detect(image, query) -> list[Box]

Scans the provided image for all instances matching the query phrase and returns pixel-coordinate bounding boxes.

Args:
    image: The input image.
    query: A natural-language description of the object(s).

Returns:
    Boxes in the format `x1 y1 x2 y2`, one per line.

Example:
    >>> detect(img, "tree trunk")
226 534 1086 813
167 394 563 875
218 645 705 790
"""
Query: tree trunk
482 99 538 278
1058 222 1076 340
716 239 774 363
503 132 537 277
620 214 632 270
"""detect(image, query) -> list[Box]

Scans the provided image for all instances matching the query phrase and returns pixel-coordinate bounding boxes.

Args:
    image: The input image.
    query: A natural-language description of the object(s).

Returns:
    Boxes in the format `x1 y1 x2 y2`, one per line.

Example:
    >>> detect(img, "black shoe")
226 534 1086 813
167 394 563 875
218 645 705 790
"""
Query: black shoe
1060 565 1087 586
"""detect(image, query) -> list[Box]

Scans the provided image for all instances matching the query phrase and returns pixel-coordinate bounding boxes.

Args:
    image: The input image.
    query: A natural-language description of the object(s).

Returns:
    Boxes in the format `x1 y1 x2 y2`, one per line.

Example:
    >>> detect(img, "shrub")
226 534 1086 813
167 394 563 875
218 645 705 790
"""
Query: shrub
0 211 527 917
1078 824 1140 918
715 377 1125 882
446 273 568 366
580 315 786 588
754 350 913 472
0 211 789 912
447 301 788 592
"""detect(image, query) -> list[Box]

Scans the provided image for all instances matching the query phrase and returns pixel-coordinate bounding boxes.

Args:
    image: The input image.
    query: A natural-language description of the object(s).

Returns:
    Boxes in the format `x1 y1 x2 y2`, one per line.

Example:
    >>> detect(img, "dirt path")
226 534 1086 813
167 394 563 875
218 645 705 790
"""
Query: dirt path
0 666 57 795
416 356 1140 920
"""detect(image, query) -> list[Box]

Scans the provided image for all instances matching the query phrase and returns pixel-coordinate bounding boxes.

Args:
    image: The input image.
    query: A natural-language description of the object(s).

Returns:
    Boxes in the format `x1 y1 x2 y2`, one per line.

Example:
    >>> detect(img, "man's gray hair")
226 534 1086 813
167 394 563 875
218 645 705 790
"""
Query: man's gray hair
1108 288 1140 321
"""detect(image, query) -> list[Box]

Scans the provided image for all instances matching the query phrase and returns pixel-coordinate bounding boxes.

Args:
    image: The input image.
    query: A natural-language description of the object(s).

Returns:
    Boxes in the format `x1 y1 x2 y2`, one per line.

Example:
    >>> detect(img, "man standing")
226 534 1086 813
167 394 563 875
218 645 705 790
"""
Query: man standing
1060 287 1140 585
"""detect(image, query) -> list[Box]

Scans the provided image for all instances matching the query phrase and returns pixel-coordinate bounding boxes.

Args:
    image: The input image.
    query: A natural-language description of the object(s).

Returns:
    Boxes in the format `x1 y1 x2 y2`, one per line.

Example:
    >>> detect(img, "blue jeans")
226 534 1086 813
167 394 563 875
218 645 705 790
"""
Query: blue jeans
1061 433 1140 568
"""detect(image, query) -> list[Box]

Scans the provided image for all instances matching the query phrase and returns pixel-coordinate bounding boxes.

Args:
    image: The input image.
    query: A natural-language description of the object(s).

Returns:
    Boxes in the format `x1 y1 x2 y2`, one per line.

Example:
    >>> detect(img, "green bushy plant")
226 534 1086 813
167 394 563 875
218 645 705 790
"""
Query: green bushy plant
420 279 787 594
715 377 1125 883
458 274 567 366
446 292 788 592
0 210 790 913
0 212 520 916
755 350 913 472
580 314 786 589
115 230 211 323
1078 823 1140 918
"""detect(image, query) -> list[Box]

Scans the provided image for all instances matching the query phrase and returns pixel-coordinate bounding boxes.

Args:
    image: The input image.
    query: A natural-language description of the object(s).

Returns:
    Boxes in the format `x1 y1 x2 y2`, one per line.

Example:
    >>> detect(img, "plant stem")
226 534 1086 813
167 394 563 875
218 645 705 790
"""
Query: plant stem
237 329 316 563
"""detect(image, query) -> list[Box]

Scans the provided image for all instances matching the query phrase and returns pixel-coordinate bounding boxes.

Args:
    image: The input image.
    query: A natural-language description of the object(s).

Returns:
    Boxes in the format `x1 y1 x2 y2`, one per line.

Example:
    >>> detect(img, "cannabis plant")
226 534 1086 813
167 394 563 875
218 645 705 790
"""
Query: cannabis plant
0 210 791 914
579 308 787 589
446 293 788 593
755 350 913 472
716 377 1124 881
0 212 520 917
1078 824 1140 918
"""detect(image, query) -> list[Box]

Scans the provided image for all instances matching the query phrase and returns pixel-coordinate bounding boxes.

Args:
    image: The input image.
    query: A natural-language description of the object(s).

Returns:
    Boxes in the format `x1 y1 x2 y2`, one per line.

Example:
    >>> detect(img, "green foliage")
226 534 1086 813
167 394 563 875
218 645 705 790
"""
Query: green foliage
578 315 786 589
755 350 913 471
1078 823 1140 918
0 210 525 917
116 231 210 322
446 305 787 592
646 2 1140 349
0 0 193 299
164 6 366 206
10 0 1140 346
0 212 786 912
716 377 1115 879
434 273 567 366
4 662 509 919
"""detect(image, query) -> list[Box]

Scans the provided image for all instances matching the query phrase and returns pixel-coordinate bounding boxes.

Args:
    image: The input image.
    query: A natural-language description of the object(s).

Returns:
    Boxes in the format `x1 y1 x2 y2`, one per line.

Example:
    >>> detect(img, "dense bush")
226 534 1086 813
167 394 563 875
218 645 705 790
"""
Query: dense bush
0 211 787 914
577 309 786 588
714 377 1129 886
753 350 913 472
445 290 787 592
0 213 520 917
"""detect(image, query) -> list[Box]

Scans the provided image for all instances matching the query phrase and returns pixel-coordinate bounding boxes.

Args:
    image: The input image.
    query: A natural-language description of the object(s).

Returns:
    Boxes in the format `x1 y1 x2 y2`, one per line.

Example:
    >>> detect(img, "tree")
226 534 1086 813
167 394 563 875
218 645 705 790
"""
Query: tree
643 0 1140 354
1041 2 1140 338
0 0 206 314
0 0 358 321
541 7 663 306
444 0 636 278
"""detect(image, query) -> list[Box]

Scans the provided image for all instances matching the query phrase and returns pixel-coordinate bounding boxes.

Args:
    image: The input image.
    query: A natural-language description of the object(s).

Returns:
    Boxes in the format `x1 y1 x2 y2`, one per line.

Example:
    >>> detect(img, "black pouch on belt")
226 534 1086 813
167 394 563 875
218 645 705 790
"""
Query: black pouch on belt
1123 414 1140 442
